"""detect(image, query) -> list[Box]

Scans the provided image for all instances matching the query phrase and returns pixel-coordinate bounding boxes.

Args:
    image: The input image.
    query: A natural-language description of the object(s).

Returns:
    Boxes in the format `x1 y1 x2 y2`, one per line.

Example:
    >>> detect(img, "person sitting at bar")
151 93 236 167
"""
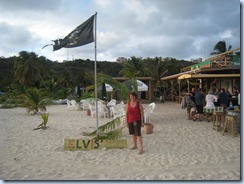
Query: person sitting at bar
218 88 229 109
232 87 239 96
205 90 218 110
193 88 204 121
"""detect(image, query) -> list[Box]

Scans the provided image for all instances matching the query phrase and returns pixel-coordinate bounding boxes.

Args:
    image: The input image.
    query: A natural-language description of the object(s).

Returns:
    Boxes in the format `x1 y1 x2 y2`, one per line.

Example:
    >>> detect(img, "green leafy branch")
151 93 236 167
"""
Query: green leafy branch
82 117 126 140
33 113 49 130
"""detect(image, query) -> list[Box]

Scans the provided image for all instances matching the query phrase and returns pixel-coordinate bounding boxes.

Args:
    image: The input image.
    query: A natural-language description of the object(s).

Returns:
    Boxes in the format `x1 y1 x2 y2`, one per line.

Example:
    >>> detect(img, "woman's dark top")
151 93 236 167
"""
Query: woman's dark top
219 92 229 106
195 92 204 105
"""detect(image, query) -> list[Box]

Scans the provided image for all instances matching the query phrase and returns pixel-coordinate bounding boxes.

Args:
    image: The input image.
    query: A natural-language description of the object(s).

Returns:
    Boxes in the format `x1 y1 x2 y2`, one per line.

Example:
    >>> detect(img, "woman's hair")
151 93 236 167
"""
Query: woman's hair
208 90 213 94
129 92 137 99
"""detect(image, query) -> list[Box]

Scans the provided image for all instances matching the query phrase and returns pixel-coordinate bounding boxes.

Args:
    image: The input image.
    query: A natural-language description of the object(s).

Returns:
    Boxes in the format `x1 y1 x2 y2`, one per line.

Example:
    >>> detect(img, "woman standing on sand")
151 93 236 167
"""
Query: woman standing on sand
126 92 144 154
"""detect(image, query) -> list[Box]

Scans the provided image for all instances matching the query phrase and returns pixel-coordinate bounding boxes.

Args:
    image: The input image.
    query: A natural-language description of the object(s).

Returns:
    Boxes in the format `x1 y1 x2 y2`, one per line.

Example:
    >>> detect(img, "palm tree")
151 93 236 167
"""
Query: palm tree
210 40 232 55
22 87 46 114
119 56 146 93
57 71 75 97
120 70 138 93
119 56 145 77
144 57 168 97
14 51 46 87
58 71 75 89
41 78 61 98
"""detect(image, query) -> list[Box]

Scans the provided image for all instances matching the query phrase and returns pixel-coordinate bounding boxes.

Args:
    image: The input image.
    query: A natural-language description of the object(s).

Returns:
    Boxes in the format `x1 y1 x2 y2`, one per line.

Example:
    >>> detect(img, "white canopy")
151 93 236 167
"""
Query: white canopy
137 80 148 91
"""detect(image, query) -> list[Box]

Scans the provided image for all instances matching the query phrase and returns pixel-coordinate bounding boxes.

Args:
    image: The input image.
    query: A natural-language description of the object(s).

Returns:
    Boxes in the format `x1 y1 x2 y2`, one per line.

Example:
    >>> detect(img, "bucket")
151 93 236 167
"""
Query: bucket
144 123 154 134
86 109 91 116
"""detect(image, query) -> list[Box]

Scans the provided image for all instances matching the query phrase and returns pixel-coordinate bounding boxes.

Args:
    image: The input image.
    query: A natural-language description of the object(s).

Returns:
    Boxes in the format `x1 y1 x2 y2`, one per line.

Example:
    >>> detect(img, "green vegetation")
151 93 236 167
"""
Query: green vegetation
210 40 232 55
0 50 194 105
22 88 47 114
33 113 49 130
0 98 25 108
0 51 194 137
82 117 126 140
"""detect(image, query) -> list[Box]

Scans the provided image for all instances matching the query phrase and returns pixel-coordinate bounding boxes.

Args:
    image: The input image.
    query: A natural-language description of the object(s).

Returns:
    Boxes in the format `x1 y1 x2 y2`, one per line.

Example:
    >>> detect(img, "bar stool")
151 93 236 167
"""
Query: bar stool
222 115 238 137
204 108 214 122
212 107 225 131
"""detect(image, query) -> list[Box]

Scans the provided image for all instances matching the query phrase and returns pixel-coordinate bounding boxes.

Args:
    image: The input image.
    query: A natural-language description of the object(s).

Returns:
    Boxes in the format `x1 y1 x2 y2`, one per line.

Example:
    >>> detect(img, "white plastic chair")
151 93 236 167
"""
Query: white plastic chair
88 103 97 118
107 99 116 107
70 100 79 110
80 99 88 111
110 106 121 119
98 101 109 118
144 103 156 123
110 103 126 119
66 99 73 110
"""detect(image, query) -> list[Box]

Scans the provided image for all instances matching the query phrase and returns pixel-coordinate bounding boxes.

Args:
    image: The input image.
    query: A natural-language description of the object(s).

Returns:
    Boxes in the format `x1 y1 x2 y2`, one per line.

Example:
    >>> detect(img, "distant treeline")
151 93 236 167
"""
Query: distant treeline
0 51 194 94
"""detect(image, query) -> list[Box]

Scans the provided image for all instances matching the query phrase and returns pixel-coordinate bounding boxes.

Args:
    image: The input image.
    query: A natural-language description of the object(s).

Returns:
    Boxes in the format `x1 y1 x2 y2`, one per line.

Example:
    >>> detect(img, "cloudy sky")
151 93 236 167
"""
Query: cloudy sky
0 0 241 62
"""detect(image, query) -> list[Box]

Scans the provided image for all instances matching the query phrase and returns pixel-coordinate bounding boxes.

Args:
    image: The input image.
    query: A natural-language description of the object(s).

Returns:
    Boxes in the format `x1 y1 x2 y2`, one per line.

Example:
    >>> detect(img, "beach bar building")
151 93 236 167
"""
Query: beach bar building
161 48 240 104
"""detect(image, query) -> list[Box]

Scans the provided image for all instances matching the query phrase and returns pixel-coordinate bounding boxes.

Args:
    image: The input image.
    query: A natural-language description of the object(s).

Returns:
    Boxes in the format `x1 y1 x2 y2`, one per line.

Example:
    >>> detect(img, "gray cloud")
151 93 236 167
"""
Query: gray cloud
0 22 40 55
0 0 63 12
0 0 241 62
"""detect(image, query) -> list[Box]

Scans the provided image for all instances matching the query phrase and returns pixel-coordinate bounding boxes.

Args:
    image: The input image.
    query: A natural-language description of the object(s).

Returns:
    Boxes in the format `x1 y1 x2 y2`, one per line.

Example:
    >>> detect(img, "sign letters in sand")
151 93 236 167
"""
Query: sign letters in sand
64 139 127 150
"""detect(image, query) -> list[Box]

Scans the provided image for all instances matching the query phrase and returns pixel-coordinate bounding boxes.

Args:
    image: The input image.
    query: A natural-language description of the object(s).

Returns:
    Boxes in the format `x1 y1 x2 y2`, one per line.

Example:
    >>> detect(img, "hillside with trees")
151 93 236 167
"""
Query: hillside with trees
0 51 194 103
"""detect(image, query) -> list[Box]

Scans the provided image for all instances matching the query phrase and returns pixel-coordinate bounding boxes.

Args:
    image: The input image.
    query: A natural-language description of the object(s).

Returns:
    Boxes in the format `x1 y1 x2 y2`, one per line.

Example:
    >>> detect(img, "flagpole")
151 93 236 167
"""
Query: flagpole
94 12 99 136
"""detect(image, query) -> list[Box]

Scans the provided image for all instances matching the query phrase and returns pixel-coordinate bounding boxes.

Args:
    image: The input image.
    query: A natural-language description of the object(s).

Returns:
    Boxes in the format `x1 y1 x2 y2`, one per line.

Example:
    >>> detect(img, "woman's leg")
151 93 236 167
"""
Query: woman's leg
132 135 137 148
137 136 143 154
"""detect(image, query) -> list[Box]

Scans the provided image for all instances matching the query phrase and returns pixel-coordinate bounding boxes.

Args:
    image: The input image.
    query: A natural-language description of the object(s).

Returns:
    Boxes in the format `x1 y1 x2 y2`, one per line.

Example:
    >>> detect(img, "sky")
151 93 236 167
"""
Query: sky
0 0 241 63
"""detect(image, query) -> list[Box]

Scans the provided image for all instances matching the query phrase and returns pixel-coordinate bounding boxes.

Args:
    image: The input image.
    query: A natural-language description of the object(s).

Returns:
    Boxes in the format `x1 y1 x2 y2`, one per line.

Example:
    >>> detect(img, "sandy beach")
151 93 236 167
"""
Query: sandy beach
0 102 240 180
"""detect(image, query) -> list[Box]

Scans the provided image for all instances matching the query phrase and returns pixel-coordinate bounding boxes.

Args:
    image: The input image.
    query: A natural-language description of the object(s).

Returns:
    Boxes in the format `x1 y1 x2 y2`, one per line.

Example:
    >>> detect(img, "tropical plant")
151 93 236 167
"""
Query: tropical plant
97 74 129 101
33 113 49 130
22 88 46 114
82 117 126 140
40 78 61 99
210 40 232 55
144 57 168 97
119 56 146 94
58 71 75 88
119 56 145 77
14 51 46 87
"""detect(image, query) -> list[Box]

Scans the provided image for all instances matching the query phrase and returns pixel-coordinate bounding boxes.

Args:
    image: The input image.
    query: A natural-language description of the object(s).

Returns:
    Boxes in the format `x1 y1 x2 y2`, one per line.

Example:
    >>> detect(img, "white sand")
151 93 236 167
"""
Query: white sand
0 102 240 180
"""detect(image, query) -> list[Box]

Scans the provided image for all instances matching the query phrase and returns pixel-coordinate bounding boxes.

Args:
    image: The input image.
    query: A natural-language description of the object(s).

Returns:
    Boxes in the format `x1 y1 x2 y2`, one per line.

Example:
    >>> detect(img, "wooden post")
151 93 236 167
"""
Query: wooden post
178 80 181 103
170 79 174 101
187 79 190 93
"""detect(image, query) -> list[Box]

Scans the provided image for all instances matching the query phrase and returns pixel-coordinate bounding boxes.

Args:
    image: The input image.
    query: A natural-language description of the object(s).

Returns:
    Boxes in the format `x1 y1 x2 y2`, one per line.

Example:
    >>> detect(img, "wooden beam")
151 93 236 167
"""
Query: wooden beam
178 73 240 80
206 48 240 62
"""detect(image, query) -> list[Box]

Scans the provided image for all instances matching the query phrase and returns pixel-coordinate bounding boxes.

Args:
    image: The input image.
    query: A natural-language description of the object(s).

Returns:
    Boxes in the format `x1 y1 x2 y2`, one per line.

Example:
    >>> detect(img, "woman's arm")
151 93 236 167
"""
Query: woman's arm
126 103 129 127
139 102 144 125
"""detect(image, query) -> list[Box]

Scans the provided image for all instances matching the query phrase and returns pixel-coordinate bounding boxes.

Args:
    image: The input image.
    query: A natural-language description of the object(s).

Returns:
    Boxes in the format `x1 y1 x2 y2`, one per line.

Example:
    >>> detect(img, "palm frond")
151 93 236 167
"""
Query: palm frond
82 117 126 139
97 74 129 100
23 88 46 114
